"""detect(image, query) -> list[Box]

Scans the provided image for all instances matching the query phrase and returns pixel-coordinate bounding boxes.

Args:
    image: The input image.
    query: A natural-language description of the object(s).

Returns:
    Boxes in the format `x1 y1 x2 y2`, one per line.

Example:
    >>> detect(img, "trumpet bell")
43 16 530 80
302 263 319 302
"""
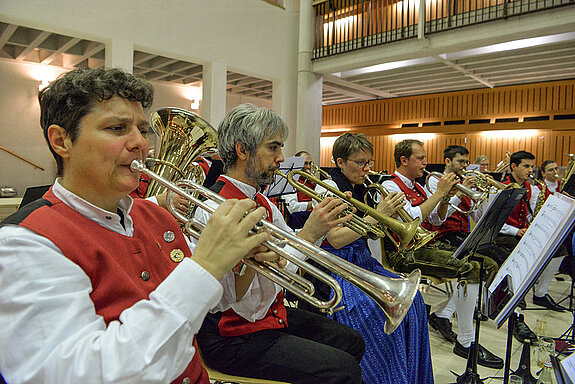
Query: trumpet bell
382 269 422 334
146 108 218 197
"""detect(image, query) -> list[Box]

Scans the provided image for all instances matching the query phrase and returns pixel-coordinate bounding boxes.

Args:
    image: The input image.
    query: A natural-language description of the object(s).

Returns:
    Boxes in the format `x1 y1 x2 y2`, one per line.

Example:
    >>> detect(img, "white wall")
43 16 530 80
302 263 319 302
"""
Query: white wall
0 0 298 196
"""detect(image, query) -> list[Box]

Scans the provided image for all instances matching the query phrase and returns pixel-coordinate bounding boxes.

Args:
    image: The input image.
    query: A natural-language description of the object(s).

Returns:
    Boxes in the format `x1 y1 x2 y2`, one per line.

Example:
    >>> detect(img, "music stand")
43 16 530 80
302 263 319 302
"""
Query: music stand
487 193 575 384
451 188 527 384
563 174 575 197
263 156 305 198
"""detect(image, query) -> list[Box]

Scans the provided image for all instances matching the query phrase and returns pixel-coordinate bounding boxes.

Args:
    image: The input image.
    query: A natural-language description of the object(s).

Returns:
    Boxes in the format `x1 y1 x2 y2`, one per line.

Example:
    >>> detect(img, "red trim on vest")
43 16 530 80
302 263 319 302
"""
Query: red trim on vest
503 177 532 229
130 173 150 199
391 176 432 230
214 177 289 337
20 188 208 384
195 158 211 176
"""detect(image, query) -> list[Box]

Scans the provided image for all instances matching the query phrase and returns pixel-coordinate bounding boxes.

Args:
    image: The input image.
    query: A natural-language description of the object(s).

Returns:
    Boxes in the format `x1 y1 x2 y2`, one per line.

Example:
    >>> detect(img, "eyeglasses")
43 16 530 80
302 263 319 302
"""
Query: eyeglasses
347 159 375 169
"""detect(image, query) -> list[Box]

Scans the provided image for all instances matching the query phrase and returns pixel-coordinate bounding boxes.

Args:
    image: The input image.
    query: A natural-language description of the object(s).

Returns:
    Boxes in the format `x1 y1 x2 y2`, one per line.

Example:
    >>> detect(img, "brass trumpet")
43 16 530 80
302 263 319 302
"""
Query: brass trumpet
277 170 420 249
363 180 437 251
131 160 421 334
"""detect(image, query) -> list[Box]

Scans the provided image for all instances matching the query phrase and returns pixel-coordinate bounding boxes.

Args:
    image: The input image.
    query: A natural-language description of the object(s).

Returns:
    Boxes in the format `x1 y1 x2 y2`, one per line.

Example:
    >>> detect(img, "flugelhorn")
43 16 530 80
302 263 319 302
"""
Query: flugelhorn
277 170 420 249
363 180 437 251
423 170 485 215
130 160 421 334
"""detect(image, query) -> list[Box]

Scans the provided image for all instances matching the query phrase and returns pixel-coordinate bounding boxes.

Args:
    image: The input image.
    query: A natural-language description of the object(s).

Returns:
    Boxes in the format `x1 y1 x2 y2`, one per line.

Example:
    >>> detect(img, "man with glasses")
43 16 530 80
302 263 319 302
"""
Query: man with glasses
315 133 434 384
381 140 503 370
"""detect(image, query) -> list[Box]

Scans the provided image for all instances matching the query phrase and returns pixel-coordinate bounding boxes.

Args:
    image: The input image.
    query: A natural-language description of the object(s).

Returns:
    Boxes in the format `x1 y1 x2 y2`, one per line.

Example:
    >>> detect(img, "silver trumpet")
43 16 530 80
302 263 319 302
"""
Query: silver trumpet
131 159 421 334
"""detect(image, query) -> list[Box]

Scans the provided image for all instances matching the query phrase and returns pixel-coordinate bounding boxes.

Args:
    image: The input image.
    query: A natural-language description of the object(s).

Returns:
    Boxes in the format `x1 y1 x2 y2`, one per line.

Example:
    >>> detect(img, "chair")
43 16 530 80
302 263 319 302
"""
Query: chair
199 350 290 384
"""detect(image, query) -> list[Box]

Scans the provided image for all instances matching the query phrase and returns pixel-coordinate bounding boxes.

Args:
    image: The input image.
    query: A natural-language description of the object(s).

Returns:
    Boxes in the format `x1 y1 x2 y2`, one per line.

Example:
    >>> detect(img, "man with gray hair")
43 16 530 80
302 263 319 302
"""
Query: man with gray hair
194 104 365 384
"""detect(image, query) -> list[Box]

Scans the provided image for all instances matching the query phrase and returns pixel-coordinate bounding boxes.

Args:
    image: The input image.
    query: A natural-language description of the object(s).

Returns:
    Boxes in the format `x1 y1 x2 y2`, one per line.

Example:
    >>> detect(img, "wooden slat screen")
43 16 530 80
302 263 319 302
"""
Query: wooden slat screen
321 80 575 172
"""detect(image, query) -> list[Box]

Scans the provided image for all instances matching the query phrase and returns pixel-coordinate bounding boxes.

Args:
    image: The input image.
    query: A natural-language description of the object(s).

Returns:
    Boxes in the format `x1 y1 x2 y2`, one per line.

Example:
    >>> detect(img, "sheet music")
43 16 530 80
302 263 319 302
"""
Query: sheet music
555 352 575 384
490 193 575 326
264 156 306 197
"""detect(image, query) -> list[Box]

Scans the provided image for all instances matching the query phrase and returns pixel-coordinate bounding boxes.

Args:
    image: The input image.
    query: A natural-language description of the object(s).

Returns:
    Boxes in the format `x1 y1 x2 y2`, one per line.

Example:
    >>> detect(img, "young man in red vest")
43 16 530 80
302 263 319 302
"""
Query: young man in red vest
425 145 511 353
0 68 275 384
381 139 503 369
193 104 365 384
284 150 315 229
497 151 568 316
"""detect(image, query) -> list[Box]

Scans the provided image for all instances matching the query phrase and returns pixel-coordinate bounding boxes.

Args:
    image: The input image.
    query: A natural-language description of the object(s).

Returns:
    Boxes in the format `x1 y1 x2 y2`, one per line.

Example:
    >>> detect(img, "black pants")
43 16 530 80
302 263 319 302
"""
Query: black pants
197 307 365 384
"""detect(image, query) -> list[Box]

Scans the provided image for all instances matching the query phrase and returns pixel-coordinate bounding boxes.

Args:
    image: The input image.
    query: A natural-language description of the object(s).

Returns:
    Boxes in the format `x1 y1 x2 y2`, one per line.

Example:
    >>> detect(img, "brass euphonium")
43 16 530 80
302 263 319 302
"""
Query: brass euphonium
363 179 437 251
276 169 421 249
130 160 421 334
144 107 218 198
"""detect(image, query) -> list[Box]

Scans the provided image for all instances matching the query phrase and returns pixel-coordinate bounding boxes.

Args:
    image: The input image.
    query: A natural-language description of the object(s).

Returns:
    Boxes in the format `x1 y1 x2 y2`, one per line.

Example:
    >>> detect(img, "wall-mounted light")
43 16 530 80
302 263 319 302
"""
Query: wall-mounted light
38 79 50 91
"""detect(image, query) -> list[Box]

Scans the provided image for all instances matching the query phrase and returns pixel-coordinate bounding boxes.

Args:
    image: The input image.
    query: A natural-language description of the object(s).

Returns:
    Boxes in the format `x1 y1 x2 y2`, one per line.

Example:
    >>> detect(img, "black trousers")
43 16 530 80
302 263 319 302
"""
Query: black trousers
197 307 365 384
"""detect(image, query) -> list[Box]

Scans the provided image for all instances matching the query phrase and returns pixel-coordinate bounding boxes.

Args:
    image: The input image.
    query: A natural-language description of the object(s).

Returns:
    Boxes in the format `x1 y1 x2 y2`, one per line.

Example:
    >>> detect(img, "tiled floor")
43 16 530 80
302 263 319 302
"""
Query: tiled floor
423 274 574 383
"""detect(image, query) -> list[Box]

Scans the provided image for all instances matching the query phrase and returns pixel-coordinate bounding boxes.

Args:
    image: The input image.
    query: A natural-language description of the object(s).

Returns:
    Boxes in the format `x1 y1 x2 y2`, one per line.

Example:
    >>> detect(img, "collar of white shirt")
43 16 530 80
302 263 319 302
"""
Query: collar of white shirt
52 179 135 236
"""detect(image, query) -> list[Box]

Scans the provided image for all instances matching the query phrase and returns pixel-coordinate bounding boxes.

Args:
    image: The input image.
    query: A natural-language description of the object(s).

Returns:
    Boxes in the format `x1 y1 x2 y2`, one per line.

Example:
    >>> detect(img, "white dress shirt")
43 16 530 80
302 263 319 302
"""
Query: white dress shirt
283 192 310 213
381 171 446 227
0 179 223 384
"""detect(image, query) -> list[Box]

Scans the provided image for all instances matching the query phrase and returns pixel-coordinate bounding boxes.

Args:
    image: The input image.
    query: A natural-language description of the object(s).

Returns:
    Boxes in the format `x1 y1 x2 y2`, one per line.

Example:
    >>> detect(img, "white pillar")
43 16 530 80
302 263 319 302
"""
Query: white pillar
105 38 133 73
202 62 227 127
295 0 323 162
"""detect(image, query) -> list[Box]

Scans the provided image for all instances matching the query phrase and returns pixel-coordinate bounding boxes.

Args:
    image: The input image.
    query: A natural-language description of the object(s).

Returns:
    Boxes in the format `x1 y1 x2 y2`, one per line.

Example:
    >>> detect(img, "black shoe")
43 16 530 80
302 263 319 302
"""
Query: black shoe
428 312 458 344
533 294 567 312
453 341 504 369
513 319 538 344
474 310 489 321
518 298 527 310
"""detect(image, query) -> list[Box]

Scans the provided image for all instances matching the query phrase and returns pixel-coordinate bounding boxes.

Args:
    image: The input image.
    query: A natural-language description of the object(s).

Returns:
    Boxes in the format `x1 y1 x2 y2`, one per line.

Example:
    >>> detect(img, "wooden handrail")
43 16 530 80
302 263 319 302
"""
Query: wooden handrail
0 145 44 171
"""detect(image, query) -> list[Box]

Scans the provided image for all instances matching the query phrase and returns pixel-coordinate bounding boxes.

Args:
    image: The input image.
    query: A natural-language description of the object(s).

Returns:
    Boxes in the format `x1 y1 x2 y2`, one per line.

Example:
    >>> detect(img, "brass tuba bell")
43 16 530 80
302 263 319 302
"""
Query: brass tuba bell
145 107 218 198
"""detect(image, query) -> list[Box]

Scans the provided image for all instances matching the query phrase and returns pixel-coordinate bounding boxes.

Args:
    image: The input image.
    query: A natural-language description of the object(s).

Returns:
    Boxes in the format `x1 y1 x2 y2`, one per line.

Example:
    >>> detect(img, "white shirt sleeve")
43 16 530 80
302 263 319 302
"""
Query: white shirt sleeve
283 192 309 213
381 179 428 223
0 225 222 384
499 184 538 236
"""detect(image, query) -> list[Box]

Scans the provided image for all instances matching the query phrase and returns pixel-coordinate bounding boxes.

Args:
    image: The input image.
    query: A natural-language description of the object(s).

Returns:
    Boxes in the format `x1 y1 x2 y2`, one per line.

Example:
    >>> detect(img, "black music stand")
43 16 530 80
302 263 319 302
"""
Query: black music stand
451 188 527 384
488 193 575 384
263 156 305 198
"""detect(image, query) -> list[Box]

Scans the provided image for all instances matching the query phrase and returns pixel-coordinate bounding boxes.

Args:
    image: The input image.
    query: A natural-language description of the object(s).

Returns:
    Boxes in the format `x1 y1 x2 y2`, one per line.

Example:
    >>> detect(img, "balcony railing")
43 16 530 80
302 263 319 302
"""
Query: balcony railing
313 0 574 59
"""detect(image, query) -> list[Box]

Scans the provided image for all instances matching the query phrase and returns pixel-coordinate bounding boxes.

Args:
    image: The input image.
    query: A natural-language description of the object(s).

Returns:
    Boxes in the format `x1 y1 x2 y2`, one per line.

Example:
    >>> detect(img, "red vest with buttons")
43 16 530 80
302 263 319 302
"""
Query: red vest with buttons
502 177 532 229
212 176 288 337
391 175 432 230
18 188 209 384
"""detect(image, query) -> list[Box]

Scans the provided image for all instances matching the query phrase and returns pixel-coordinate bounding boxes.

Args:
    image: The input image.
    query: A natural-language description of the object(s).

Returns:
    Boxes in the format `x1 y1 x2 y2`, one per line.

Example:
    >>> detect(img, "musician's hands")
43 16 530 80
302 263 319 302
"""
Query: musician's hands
436 172 460 199
517 228 528 238
299 196 352 243
192 199 271 280
376 191 406 217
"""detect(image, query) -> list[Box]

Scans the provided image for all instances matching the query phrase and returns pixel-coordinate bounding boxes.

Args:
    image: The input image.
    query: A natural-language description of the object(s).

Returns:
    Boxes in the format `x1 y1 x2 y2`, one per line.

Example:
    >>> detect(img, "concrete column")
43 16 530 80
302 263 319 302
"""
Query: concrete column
295 0 323 163
202 62 227 127
105 38 133 73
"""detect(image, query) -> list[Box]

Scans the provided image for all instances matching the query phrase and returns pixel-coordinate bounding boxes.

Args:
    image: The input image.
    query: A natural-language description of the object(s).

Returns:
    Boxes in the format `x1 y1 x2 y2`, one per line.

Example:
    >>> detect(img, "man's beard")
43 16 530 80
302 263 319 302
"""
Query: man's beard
246 156 277 186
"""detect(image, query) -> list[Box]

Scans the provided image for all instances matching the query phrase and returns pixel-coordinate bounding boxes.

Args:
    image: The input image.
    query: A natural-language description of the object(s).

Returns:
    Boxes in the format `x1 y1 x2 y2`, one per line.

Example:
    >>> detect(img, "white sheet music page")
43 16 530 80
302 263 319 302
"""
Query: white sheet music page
490 193 575 326
558 351 575 384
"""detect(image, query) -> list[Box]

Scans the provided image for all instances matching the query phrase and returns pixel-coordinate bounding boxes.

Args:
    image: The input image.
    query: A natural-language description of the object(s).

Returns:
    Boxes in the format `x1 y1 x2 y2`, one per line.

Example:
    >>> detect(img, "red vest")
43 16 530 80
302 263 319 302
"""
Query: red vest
431 195 472 237
391 175 432 230
295 178 315 204
213 177 288 337
502 177 532 229
19 188 208 384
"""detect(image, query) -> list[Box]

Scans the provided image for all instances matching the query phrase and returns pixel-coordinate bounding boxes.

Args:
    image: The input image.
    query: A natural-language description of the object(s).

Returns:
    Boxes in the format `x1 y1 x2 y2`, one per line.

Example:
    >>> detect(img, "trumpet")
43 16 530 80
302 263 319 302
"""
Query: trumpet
457 170 510 194
309 162 331 180
423 170 485 215
277 170 420 249
131 159 421 334
363 181 437 251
